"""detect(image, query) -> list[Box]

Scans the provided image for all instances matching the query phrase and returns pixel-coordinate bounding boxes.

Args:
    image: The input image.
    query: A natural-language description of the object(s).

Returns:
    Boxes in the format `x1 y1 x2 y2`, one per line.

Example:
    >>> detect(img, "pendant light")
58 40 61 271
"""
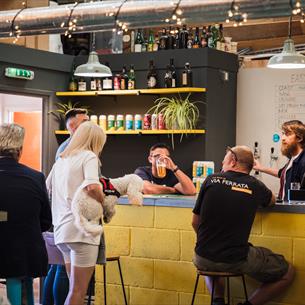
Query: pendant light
74 32 112 77
267 15 305 69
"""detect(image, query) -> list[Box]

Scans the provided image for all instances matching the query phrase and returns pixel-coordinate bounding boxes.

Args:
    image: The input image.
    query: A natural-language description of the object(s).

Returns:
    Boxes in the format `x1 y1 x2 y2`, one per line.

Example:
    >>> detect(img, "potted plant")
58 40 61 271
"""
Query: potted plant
49 101 89 130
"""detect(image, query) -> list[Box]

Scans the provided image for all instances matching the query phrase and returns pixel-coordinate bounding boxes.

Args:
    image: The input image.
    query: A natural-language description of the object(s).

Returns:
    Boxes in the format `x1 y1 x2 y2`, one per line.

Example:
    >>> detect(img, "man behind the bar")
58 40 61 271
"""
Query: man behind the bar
134 142 196 195
192 146 294 305
254 120 305 201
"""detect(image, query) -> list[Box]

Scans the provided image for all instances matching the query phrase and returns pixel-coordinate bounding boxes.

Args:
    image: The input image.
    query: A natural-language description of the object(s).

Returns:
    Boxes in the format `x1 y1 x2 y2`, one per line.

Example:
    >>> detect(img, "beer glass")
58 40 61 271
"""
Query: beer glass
156 157 167 178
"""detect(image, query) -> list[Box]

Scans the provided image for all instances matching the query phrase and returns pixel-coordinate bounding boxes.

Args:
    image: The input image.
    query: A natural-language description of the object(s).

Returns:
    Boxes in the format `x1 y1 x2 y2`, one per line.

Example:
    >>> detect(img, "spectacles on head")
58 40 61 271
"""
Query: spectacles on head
226 146 238 162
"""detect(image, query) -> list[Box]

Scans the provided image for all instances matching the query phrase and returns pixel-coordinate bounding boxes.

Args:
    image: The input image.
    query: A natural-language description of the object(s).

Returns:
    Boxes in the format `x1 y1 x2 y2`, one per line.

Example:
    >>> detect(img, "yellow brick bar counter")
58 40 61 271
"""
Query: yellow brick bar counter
94 196 305 305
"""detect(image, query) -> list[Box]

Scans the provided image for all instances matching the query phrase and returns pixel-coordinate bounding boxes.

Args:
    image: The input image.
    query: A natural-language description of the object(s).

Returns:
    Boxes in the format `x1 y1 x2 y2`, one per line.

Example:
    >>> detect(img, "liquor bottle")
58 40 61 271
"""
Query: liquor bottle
102 62 113 90
130 30 135 52
147 31 154 52
175 27 180 49
147 60 157 88
134 29 143 53
193 27 201 48
153 34 159 51
122 31 131 53
90 78 97 91
164 65 172 88
159 28 168 50
120 66 129 90
141 31 147 52
128 64 136 89
180 24 189 49
170 58 177 88
167 27 175 49
68 64 78 91
187 29 193 49
78 78 86 91
182 63 193 87
201 27 208 48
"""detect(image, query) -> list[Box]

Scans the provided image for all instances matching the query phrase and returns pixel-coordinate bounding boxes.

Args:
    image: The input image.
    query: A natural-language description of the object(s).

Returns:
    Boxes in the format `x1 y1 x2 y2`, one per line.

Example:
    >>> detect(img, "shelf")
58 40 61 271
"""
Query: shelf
55 129 205 135
55 87 206 96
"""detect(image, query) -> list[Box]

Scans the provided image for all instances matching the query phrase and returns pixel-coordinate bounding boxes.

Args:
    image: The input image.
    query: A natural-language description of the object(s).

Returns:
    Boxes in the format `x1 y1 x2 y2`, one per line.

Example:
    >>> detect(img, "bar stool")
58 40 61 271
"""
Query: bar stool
191 270 248 305
87 256 128 305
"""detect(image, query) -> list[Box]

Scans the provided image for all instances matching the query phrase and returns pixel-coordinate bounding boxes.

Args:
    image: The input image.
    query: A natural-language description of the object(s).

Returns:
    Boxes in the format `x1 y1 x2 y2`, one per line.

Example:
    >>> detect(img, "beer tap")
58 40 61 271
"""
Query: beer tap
253 142 260 179
270 147 278 167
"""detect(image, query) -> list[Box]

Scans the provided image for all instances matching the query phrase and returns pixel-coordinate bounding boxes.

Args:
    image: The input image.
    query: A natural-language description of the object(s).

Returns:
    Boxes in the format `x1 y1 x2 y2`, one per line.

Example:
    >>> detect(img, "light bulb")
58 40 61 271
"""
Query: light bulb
165 18 170 23
60 22 65 27
172 14 177 20
176 8 183 15
228 10 233 17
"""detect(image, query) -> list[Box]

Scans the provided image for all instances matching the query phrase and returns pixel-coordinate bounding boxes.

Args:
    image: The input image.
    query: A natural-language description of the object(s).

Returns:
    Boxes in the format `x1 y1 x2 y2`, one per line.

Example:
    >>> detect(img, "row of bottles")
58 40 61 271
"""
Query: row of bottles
123 24 238 53
69 59 193 91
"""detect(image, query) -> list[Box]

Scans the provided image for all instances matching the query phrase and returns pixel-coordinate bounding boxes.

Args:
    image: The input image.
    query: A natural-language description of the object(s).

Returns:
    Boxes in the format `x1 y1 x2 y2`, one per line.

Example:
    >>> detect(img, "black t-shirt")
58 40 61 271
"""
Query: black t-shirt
193 171 272 264
134 166 179 187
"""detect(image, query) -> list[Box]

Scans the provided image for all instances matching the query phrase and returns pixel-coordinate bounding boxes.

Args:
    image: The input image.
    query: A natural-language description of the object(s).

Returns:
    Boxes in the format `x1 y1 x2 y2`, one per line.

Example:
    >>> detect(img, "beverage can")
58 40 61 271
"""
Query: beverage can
99 115 107 131
90 115 98 125
107 114 115 131
116 114 124 131
143 114 151 130
113 75 120 90
192 161 197 178
125 114 133 130
158 113 166 130
134 114 142 130
151 114 158 130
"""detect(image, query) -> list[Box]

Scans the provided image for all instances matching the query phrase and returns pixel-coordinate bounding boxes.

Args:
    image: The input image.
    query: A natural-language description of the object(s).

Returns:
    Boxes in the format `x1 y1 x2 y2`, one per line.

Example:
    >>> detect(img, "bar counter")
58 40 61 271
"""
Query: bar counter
94 195 305 305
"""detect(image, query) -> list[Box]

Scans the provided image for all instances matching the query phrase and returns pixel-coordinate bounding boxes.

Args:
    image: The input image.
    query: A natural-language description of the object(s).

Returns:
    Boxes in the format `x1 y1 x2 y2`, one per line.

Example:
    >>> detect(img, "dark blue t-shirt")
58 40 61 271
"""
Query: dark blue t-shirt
134 166 179 187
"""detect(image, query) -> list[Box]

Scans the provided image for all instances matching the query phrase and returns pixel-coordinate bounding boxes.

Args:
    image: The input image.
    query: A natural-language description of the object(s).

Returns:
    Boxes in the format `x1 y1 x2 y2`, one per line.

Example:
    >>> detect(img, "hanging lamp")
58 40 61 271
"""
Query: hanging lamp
267 15 305 69
74 32 112 77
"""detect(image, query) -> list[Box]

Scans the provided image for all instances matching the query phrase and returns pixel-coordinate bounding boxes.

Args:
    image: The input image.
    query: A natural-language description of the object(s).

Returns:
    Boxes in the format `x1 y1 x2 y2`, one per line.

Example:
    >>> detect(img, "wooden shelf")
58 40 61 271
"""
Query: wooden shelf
55 87 206 96
55 129 205 135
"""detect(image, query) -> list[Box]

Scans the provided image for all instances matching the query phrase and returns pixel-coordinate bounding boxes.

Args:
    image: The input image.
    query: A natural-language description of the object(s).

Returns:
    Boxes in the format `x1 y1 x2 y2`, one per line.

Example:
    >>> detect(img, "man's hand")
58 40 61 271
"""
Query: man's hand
161 155 177 171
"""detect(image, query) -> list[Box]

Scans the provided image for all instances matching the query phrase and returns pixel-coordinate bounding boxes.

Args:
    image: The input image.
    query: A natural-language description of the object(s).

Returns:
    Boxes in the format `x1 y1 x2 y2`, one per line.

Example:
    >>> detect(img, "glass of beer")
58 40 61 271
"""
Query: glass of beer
156 157 167 178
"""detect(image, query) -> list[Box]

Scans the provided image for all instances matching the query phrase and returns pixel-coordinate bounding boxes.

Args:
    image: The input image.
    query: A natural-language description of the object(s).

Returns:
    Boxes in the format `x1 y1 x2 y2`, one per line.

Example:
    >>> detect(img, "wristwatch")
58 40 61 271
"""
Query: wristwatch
173 166 179 173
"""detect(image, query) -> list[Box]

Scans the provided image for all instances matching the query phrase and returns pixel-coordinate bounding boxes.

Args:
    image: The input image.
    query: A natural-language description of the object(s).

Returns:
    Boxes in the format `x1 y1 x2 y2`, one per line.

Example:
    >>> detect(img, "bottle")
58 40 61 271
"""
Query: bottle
164 65 173 88
102 62 113 90
169 58 177 88
153 34 159 51
182 63 193 87
113 74 121 90
130 30 135 52
167 27 175 49
217 24 225 51
147 31 154 52
187 30 193 49
128 64 136 89
134 29 143 53
78 78 86 91
122 32 131 53
90 78 97 91
68 64 78 91
180 24 189 49
201 27 208 48
147 60 157 89
175 27 180 49
96 78 102 91
207 25 214 48
193 27 201 48
159 28 168 50
120 66 129 90
141 31 147 52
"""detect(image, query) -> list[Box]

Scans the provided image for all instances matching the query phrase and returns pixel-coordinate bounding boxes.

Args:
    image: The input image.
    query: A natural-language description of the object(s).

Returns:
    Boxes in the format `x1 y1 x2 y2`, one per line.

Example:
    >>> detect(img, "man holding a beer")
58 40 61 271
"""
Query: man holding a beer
134 143 196 195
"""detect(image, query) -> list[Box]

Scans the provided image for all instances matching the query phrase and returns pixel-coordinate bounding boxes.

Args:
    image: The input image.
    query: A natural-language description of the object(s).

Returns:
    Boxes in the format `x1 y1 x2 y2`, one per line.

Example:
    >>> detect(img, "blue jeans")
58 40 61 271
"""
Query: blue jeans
42 265 69 305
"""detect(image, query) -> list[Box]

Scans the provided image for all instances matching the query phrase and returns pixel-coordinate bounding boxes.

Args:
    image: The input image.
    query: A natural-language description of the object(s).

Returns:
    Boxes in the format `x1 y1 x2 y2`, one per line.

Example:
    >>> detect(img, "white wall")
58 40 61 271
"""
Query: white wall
237 67 305 194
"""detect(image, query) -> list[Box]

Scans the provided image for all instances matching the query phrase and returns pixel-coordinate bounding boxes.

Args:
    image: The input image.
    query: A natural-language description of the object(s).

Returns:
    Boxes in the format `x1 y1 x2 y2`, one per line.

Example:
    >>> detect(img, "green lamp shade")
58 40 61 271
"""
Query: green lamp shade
74 51 112 77
267 38 305 69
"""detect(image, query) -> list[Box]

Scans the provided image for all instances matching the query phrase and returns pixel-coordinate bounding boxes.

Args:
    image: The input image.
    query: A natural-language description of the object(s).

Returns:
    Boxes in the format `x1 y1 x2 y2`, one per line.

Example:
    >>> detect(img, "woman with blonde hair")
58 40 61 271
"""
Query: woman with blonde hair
47 121 106 305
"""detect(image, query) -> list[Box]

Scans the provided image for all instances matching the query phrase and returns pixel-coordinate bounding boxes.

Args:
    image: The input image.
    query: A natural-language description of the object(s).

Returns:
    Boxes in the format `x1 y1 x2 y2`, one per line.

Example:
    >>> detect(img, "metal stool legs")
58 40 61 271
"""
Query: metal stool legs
191 274 200 305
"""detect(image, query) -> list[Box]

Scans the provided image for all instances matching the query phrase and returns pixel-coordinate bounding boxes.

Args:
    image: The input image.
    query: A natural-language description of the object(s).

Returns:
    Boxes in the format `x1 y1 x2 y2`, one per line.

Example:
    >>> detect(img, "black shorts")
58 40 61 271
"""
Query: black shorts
193 245 289 283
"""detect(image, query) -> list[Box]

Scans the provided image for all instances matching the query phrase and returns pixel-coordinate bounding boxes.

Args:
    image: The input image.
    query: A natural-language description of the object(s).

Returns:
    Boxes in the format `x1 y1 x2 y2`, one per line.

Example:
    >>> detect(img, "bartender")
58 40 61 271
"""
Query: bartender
254 120 305 200
134 143 196 195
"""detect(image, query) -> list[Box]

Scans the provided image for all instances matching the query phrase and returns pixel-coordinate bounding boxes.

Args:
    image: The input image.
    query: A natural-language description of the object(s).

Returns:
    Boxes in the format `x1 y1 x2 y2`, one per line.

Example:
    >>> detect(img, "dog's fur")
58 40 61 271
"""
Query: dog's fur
71 174 143 236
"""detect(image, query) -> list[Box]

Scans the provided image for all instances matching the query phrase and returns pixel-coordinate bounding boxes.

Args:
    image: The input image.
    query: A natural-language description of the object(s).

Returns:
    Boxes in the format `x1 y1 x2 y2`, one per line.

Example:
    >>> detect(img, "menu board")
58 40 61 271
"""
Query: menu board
275 73 305 130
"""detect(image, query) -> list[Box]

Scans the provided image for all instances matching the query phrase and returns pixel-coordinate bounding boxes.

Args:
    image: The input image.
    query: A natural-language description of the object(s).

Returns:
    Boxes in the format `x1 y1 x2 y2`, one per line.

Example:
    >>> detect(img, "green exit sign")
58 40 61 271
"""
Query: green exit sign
5 67 34 80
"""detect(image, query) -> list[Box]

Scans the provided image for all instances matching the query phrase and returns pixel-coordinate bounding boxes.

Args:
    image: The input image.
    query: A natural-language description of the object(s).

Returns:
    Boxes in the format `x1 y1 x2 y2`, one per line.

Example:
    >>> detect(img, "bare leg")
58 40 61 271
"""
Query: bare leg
205 276 225 299
64 265 95 305
65 263 71 279
249 264 295 305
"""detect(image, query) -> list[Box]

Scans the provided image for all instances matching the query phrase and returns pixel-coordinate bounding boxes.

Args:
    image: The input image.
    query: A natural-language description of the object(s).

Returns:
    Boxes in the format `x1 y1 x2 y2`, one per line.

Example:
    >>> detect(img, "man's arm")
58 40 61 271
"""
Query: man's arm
253 159 279 177
192 213 200 233
142 181 177 194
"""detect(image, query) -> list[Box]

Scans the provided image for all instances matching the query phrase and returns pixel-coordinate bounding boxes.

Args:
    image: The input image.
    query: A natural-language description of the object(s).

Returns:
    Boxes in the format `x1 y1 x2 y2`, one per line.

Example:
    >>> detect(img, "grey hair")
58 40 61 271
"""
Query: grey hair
0 123 25 160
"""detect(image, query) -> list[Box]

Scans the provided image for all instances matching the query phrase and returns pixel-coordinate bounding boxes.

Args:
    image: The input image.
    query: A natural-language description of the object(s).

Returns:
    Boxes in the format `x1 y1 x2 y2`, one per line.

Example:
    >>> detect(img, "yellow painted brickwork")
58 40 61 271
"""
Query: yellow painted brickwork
94 206 305 305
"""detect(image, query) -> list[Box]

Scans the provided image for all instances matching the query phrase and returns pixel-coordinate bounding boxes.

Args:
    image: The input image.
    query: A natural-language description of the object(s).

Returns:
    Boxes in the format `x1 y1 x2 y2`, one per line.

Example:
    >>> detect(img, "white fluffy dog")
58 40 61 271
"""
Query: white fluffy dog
72 174 143 237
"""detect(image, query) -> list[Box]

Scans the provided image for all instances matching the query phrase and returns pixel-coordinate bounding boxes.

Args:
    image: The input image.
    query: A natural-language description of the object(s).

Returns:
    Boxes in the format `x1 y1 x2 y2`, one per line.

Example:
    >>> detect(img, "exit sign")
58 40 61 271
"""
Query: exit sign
5 67 34 80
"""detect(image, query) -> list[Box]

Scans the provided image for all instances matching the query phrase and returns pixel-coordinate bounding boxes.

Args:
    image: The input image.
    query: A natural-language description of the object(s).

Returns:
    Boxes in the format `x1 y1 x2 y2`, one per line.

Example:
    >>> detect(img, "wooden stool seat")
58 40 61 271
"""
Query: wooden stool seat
191 269 248 305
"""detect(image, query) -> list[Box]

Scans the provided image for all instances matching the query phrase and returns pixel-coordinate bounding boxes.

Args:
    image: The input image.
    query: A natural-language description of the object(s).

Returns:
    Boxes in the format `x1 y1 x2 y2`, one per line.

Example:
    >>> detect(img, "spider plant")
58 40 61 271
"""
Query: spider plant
49 101 89 129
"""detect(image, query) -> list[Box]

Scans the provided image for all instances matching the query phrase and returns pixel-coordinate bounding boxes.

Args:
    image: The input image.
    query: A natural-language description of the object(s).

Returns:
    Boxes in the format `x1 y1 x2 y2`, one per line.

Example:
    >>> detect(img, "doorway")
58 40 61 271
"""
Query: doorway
0 93 43 171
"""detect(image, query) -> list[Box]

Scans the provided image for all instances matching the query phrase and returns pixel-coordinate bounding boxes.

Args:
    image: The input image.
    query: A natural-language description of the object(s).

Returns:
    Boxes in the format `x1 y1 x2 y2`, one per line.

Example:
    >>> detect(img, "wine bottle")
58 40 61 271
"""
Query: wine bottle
180 24 188 49
164 65 172 88
128 65 136 89
175 27 180 49
201 27 208 48
182 63 193 87
147 30 154 52
159 28 168 50
193 27 201 48
135 29 143 53
187 28 193 49
68 64 78 91
147 60 157 88
170 58 177 88
167 27 175 49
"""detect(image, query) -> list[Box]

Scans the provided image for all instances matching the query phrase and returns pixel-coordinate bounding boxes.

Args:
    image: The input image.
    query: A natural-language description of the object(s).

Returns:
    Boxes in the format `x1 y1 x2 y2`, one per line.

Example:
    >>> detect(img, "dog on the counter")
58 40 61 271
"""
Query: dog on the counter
71 174 143 236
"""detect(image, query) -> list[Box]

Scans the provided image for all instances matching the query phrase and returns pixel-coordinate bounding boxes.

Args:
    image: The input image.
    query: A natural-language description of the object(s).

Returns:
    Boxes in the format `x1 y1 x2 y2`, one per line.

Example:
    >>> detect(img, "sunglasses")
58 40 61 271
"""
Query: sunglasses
226 146 238 162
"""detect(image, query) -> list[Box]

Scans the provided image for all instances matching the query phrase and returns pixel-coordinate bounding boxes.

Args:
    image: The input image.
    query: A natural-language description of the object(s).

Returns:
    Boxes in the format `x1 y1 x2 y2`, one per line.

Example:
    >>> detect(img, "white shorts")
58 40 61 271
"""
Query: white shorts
57 242 99 267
